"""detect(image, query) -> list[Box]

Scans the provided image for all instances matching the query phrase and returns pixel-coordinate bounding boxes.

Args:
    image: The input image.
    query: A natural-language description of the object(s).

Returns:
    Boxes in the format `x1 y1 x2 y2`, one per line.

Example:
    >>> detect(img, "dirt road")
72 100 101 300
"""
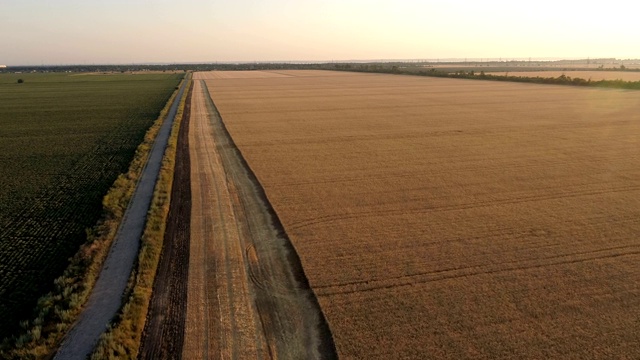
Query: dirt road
182 80 335 359
54 77 188 360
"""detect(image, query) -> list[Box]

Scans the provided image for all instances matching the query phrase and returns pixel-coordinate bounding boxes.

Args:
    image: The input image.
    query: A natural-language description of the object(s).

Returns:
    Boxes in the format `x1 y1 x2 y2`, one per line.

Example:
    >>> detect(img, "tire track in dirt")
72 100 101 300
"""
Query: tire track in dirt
138 81 193 360
184 80 263 359
183 80 336 359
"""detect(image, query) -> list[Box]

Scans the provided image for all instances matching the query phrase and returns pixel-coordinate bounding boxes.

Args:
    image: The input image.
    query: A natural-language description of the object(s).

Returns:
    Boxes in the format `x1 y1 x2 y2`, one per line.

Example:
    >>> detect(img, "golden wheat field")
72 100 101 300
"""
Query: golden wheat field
486 70 640 81
199 70 640 359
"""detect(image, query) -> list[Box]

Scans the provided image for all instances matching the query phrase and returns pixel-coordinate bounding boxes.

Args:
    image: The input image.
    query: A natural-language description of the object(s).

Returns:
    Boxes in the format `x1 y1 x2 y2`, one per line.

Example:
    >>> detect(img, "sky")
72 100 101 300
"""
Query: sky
1 0 639 65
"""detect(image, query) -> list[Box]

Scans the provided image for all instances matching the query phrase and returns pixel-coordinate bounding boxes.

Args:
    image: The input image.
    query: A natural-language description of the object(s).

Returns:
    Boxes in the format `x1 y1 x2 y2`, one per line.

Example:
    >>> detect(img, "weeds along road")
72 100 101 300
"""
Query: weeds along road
54 76 189 360
178 80 336 359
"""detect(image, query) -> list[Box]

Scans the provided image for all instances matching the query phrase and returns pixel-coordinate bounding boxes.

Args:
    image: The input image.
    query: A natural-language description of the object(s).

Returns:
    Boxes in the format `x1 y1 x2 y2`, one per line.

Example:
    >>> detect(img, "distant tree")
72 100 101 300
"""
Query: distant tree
17 79 23 84
620 64 626 70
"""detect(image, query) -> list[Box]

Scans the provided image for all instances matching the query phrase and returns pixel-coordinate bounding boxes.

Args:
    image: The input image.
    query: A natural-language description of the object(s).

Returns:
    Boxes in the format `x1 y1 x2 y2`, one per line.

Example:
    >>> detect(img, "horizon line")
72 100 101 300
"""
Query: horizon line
3 57 640 68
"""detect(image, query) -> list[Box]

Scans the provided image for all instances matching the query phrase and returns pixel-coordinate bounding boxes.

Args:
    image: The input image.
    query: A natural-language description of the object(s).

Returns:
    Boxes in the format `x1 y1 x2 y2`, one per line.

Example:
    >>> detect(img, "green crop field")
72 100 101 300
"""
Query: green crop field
0 72 182 339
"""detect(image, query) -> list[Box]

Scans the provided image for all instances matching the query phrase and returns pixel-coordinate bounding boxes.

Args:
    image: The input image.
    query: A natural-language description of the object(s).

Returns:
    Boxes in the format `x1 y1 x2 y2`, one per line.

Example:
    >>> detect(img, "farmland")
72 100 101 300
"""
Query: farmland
199 70 640 359
0 73 182 339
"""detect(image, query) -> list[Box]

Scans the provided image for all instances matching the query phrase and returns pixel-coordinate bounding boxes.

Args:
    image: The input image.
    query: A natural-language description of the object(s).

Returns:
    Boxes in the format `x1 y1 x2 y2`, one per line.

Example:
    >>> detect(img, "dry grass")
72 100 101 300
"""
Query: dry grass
486 70 640 81
200 70 640 359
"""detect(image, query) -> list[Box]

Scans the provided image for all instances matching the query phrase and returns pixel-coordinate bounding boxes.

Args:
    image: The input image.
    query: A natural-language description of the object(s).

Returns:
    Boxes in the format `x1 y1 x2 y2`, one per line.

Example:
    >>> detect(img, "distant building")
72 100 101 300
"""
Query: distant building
0 65 7 68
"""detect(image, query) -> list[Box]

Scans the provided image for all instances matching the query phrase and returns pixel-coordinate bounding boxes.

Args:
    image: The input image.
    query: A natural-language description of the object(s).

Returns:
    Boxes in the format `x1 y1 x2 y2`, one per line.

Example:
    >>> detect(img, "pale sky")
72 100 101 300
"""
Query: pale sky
1 0 638 65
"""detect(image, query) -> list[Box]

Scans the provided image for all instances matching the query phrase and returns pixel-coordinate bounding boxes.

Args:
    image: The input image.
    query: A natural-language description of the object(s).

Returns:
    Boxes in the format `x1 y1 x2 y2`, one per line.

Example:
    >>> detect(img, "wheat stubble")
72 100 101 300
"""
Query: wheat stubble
202 70 640 359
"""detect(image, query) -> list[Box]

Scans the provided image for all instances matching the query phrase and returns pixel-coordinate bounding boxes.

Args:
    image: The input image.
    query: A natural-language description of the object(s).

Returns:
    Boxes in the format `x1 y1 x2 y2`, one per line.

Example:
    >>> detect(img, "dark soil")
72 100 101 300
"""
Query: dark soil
138 82 193 360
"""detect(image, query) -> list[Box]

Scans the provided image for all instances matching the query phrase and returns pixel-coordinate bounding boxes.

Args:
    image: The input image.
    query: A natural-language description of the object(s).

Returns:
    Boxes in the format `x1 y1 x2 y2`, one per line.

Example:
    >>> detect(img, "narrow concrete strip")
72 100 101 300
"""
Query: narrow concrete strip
54 76 189 360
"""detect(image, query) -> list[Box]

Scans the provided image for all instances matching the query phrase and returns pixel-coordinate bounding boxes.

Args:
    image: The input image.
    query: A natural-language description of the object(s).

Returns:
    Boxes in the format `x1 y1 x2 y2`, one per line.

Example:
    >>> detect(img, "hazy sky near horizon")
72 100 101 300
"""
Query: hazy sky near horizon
1 0 638 65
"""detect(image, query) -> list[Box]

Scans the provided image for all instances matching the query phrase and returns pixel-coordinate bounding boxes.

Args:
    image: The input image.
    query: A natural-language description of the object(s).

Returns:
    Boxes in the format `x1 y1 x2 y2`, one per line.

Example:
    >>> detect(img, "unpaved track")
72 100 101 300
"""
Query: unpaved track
54 77 188 360
138 82 194 360
183 80 336 359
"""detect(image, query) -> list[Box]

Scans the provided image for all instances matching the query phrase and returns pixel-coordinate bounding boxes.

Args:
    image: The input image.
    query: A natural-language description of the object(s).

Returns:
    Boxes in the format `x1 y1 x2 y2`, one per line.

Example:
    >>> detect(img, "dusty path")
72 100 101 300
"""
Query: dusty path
138 82 194 360
54 77 188 360
182 80 336 359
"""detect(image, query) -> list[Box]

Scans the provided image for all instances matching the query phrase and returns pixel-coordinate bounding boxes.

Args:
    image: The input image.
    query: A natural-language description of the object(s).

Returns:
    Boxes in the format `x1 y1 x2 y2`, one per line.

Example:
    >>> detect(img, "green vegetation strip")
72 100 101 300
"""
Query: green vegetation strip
334 65 640 90
91 78 193 359
0 74 184 359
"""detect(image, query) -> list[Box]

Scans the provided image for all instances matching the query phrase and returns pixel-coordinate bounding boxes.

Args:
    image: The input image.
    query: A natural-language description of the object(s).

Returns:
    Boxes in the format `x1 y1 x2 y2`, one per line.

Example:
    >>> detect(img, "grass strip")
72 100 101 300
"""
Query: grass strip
334 65 640 90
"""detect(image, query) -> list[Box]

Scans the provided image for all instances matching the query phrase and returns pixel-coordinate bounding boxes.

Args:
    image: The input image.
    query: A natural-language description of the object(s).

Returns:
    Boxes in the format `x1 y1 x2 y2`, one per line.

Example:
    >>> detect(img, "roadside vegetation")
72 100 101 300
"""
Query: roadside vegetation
0 73 183 359
91 77 192 359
